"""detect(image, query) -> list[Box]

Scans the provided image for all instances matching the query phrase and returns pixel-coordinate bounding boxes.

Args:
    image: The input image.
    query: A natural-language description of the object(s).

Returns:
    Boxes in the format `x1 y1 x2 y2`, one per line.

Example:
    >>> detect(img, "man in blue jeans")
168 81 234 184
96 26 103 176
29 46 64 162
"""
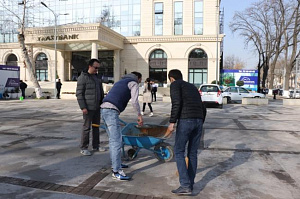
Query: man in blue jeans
101 72 143 180
166 69 206 195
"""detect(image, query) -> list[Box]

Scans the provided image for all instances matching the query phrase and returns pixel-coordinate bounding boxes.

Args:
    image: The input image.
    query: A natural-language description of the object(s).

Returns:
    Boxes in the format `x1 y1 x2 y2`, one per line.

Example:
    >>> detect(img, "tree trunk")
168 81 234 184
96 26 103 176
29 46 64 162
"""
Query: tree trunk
18 34 43 98
284 69 291 90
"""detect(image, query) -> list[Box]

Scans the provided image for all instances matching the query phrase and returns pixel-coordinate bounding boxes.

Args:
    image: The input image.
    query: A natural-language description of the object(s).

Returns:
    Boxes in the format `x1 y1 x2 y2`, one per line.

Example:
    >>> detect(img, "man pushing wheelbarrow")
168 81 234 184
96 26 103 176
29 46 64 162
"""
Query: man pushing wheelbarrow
101 72 143 181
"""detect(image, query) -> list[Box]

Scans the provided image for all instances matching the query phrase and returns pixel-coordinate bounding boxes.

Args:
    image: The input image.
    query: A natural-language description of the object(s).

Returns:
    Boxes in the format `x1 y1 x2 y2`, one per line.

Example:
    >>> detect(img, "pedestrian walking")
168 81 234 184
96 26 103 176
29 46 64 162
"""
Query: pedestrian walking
76 59 105 156
165 69 206 195
101 72 143 181
141 78 154 117
56 79 62 99
19 80 27 99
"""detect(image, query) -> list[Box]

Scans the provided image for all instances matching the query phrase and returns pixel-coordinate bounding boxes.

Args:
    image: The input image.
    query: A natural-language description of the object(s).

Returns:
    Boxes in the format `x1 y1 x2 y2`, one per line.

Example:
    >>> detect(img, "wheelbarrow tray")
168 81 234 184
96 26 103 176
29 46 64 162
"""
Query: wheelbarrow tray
121 123 168 148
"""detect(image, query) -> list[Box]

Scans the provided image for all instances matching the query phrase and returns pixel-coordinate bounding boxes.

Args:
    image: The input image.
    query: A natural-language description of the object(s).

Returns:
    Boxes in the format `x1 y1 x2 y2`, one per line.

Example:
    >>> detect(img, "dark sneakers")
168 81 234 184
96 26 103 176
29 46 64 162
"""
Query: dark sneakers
171 187 192 195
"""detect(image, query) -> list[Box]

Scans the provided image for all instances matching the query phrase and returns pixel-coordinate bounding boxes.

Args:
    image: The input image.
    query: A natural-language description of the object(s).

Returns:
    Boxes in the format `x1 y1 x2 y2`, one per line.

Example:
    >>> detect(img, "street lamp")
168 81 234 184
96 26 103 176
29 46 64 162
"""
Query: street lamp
41 2 68 99
215 1 220 85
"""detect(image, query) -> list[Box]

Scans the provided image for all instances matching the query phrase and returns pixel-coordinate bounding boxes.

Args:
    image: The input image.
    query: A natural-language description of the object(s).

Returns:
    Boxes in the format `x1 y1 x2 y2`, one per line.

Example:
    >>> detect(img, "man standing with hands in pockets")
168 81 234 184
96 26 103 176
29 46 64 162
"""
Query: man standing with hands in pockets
76 59 105 156
166 69 206 195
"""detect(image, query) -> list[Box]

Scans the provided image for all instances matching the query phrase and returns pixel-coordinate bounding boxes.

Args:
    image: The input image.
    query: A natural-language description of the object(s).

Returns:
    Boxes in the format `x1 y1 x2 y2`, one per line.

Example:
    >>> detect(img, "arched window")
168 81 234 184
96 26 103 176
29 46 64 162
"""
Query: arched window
35 53 48 81
6 54 18 66
149 49 167 86
188 48 208 87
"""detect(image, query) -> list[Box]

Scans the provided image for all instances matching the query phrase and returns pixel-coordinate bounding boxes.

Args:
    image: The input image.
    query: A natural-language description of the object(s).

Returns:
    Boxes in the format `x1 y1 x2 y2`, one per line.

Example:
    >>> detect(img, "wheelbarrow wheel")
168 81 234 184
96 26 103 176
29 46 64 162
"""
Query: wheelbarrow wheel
154 143 174 162
127 148 137 160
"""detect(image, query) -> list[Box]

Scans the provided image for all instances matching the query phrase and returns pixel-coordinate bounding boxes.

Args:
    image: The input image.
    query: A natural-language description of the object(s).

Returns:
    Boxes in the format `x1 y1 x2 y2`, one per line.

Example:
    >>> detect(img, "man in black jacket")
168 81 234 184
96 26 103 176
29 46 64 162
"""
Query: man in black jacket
76 59 105 156
166 69 206 195
19 80 27 99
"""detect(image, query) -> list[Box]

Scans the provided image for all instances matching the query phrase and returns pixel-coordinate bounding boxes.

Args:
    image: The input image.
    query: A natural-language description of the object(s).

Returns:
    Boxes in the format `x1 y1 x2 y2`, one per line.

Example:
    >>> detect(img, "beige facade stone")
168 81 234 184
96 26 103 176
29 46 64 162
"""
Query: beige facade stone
0 0 223 96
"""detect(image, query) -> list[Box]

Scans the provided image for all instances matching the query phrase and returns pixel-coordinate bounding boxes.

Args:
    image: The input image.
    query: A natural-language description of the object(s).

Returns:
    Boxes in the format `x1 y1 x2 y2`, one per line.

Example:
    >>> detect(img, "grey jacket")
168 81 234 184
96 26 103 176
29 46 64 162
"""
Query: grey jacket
76 72 104 110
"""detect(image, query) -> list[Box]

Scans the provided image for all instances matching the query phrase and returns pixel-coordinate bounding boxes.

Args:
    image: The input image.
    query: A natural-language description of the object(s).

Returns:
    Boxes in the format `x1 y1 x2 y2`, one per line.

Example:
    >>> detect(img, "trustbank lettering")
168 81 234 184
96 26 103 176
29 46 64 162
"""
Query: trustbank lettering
38 34 79 41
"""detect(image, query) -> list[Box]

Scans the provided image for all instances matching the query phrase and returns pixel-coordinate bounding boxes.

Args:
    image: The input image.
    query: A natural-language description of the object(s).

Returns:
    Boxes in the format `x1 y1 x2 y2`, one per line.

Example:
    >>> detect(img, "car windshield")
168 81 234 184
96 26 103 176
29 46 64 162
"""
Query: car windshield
201 86 219 92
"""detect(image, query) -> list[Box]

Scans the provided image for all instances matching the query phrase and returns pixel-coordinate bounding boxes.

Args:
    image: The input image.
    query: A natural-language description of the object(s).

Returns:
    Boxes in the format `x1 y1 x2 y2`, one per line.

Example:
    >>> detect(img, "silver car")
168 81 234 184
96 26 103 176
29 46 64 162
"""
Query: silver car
222 86 265 103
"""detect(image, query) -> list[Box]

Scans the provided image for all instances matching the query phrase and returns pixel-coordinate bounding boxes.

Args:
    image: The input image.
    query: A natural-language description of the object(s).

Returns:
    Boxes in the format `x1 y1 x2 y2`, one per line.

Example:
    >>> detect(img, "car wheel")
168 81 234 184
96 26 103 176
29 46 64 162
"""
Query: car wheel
254 96 259 98
227 97 231 103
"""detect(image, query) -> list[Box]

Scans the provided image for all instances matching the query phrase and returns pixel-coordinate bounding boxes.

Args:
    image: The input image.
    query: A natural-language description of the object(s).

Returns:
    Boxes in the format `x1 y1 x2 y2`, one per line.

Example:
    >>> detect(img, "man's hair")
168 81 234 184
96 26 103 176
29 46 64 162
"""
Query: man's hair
168 69 183 80
131 71 142 79
88 59 100 67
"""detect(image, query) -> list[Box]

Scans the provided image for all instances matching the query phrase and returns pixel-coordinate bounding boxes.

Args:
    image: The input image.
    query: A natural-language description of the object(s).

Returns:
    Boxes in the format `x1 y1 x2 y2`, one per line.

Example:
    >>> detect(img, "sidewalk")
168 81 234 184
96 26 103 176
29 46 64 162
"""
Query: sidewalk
0 99 299 199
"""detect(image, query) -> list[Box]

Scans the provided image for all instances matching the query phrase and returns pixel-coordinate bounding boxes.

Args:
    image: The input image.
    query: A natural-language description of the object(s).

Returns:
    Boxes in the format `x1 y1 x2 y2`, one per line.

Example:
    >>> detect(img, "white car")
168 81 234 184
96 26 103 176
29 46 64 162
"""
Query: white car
223 86 265 103
199 84 223 108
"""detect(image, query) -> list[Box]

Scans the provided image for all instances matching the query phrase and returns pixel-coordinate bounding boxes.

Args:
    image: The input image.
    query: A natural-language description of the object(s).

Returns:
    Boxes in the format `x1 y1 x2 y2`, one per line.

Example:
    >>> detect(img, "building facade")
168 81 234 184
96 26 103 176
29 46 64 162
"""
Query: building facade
0 0 224 94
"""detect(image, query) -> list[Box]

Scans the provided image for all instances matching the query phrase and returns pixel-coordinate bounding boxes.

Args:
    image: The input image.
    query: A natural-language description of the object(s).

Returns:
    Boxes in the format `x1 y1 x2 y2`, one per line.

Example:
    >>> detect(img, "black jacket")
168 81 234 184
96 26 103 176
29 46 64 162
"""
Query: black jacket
169 79 206 123
76 72 104 110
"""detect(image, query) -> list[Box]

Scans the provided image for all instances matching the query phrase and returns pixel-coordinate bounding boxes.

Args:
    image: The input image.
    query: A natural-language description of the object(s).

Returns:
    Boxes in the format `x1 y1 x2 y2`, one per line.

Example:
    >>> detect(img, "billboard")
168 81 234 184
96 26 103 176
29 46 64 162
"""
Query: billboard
220 69 258 91
0 65 20 99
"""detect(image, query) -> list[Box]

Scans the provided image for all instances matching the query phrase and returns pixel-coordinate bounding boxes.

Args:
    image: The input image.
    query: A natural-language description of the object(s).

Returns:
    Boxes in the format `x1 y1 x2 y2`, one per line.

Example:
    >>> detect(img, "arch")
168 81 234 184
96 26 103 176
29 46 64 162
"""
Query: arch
6 54 18 66
184 44 213 59
187 48 209 87
145 44 172 59
148 49 168 87
35 52 49 81
2 51 21 65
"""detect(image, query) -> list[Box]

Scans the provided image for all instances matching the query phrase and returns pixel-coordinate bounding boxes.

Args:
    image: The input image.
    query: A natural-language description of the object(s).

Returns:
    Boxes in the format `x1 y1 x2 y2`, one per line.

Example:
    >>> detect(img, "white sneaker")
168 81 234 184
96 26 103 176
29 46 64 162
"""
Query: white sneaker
93 147 106 152
80 149 91 156
149 112 153 117
141 112 144 116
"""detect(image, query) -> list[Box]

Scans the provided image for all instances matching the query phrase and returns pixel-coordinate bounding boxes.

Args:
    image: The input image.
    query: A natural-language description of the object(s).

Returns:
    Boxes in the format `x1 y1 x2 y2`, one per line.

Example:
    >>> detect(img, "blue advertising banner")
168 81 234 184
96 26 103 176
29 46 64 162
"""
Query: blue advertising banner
220 69 258 91
0 65 20 99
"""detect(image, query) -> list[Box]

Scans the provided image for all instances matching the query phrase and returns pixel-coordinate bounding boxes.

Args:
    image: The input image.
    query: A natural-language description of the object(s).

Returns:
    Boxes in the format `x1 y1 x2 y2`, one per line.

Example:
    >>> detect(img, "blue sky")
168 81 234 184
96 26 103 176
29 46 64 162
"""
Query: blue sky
220 0 258 69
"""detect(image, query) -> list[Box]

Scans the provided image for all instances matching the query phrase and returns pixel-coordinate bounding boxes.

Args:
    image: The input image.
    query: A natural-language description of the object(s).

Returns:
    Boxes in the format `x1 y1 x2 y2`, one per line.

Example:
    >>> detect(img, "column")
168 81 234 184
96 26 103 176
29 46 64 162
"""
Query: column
114 50 121 82
91 43 98 59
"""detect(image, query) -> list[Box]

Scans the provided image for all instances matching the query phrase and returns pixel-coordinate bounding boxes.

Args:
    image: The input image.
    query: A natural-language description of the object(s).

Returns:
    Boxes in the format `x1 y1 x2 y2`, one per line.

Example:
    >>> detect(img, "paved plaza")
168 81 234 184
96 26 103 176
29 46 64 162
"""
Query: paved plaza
0 97 299 199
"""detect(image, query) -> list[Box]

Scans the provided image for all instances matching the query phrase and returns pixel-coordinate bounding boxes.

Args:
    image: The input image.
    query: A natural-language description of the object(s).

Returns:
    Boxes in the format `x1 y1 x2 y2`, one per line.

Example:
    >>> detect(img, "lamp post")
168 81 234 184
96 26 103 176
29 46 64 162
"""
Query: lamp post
41 2 68 98
215 1 220 84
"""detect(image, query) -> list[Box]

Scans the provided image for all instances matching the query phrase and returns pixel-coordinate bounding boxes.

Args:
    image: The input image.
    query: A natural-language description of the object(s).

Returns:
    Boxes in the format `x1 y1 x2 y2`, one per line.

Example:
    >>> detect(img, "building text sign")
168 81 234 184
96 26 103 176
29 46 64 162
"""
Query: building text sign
38 34 79 42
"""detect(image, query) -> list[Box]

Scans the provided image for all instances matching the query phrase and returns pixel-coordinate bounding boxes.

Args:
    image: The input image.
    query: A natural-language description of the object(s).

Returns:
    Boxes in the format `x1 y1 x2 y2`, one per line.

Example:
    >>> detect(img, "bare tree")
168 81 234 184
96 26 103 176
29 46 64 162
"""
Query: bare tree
224 55 245 69
0 0 43 98
230 0 300 91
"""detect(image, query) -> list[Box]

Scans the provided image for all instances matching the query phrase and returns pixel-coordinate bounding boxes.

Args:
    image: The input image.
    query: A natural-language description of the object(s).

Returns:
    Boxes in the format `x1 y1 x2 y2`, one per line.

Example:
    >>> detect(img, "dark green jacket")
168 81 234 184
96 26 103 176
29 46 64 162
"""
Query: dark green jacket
76 72 104 110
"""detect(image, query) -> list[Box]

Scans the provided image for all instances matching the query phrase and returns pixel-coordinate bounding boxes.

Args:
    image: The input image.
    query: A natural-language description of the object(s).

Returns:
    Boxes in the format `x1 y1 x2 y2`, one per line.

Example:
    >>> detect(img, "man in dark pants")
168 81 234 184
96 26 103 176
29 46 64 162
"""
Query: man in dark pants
76 59 105 156
56 79 62 99
19 80 27 99
166 69 206 195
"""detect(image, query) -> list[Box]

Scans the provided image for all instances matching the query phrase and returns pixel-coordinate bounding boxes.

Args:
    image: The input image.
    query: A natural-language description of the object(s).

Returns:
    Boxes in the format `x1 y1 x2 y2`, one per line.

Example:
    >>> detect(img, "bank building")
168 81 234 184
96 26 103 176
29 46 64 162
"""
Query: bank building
0 0 224 97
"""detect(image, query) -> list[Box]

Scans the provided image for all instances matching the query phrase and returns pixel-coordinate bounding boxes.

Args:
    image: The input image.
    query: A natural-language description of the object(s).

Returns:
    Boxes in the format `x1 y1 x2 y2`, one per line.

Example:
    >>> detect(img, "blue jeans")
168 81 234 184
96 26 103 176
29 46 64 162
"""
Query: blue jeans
175 118 203 189
101 108 122 172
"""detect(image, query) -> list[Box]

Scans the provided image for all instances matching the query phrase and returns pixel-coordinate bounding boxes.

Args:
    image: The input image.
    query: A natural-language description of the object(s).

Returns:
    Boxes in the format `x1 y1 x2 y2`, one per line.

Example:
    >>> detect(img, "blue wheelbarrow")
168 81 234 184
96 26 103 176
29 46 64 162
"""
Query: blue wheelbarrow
101 119 174 162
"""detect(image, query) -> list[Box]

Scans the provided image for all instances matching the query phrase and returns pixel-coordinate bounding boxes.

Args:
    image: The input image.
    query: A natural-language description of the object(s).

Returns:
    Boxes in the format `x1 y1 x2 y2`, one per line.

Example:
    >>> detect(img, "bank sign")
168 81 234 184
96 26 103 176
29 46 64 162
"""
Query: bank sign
220 69 258 91
0 65 20 99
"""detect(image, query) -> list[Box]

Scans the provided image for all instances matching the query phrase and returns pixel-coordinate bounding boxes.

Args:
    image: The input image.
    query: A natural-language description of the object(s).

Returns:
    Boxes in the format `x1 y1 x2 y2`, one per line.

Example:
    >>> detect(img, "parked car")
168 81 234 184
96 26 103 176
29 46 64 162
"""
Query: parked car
288 90 300 98
199 84 223 108
222 86 265 103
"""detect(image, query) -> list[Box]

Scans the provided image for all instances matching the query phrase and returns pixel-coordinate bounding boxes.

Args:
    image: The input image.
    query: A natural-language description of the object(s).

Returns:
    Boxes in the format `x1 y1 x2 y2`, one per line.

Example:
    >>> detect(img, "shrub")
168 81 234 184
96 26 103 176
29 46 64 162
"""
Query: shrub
236 80 244 87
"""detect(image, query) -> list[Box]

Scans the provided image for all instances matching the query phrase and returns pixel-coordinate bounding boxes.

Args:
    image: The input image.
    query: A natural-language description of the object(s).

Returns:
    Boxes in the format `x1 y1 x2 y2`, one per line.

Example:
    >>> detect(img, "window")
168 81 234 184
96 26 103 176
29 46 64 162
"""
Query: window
230 87 238 93
189 69 207 88
194 0 203 35
174 2 183 35
149 49 167 86
6 54 18 66
154 2 163 35
239 88 249 93
35 53 48 81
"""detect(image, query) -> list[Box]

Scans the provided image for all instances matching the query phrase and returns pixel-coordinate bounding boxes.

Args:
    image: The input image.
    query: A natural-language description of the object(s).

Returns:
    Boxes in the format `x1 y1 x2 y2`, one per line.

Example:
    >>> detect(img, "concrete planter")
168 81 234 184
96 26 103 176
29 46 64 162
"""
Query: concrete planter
162 96 171 102
283 99 300 106
242 98 268 105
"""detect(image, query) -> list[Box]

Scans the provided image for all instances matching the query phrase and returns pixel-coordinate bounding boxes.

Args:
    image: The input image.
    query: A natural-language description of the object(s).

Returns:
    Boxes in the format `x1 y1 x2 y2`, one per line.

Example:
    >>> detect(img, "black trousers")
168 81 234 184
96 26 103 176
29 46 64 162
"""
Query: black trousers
143 103 153 112
151 91 157 101
81 108 100 150
21 89 26 99
56 88 61 99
